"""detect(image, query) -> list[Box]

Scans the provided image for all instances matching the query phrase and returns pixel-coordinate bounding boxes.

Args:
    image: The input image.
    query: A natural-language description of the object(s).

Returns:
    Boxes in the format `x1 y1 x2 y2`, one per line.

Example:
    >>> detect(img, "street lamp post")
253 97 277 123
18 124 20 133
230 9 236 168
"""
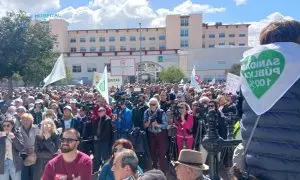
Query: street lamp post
137 22 142 83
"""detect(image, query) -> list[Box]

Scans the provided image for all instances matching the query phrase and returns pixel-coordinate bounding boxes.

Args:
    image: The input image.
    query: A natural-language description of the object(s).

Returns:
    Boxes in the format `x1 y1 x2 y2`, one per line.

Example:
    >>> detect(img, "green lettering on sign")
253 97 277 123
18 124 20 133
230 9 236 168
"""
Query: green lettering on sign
158 56 163 62
241 50 285 99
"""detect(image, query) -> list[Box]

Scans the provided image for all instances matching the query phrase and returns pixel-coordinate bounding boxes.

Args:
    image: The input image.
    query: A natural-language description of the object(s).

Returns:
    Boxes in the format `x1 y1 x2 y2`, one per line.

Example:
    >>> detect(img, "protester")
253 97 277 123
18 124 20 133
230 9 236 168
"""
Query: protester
58 106 82 133
34 118 59 180
112 149 140 180
98 138 143 180
0 118 24 180
19 113 39 180
174 149 210 180
143 98 168 174
42 128 92 180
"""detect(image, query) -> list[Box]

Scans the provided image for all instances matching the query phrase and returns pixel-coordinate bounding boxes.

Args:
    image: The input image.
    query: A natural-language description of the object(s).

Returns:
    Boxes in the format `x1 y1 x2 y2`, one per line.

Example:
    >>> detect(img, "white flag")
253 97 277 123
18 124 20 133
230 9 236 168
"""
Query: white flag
191 66 201 92
43 54 66 88
96 66 109 103
241 42 300 115
180 79 184 84
209 77 216 85
79 80 83 85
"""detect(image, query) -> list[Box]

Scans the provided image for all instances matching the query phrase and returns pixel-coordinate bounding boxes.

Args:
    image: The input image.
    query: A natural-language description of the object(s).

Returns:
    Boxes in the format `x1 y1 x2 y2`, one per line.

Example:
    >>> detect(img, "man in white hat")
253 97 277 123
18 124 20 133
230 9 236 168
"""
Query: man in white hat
174 149 210 180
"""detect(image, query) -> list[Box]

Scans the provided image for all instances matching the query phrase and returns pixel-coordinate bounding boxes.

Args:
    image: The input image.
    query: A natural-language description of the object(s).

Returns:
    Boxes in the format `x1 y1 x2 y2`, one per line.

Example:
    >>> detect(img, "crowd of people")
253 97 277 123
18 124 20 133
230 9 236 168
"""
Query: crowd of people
0 81 238 180
1 19 300 180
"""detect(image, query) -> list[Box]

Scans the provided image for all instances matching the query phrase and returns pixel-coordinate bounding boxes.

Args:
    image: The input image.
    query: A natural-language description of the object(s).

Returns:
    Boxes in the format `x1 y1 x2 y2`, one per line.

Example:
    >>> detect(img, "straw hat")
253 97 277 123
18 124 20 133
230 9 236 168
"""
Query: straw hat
174 149 209 170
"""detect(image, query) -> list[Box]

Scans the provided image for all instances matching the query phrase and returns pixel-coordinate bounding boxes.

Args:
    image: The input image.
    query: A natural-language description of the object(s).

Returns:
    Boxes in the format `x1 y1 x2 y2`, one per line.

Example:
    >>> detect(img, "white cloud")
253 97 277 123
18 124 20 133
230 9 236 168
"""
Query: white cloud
0 0 60 16
234 0 247 6
248 12 293 47
57 0 226 30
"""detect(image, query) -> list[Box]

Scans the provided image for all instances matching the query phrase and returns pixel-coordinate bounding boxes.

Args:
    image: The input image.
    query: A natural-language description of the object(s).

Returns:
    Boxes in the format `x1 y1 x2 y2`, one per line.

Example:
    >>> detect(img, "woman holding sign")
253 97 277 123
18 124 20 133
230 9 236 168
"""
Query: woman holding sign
237 20 300 180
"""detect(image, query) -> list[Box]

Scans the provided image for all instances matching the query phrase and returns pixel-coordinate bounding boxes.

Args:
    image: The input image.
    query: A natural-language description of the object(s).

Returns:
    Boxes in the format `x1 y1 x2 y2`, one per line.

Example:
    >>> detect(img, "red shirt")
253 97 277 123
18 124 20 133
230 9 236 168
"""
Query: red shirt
42 151 92 180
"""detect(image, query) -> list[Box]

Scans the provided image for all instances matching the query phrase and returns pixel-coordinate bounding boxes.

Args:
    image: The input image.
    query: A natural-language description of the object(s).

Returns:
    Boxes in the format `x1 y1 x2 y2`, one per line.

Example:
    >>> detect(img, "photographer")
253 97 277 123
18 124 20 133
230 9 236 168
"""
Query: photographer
131 94 148 130
143 98 168 174
174 102 194 153
113 100 132 140
191 101 207 150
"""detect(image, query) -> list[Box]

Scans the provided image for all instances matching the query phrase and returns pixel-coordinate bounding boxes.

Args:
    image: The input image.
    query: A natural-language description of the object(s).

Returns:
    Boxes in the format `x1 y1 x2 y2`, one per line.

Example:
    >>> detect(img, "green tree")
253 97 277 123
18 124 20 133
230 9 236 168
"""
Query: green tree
0 11 56 94
229 63 241 76
160 66 185 83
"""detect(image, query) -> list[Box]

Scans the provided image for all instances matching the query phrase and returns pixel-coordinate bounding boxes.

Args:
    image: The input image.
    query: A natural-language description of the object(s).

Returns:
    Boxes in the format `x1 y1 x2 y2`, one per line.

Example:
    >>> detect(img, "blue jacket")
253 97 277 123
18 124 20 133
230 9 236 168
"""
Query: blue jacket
241 79 300 180
114 107 132 131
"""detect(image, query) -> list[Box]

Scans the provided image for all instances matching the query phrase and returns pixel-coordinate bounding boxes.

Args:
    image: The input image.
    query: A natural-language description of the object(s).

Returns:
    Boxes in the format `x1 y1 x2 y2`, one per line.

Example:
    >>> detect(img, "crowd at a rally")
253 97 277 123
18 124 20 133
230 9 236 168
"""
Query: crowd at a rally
1 19 300 180
0 81 240 180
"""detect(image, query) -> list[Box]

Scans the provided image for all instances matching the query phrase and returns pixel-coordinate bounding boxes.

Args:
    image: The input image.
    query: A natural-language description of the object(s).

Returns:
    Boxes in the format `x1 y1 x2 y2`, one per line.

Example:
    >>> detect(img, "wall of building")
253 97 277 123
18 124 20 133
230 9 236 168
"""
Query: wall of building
166 15 181 49
187 47 251 80
64 50 179 83
49 19 69 52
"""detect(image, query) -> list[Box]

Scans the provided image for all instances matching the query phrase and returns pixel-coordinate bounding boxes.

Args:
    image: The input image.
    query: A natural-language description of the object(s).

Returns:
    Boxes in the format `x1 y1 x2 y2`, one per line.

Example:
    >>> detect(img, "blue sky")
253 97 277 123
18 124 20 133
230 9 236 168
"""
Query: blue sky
50 0 299 24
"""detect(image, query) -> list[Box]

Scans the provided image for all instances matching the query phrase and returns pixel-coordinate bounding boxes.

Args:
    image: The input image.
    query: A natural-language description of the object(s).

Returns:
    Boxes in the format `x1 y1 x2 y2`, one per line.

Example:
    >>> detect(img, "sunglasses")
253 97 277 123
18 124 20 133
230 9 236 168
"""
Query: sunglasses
150 104 156 106
208 105 215 108
60 138 79 144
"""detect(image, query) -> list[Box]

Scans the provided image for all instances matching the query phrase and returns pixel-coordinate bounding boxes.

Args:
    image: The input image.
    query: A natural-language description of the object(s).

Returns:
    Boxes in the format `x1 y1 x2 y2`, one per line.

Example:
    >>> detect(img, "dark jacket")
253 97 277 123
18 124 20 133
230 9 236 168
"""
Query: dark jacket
34 133 59 180
58 117 82 133
96 116 112 142
132 104 148 130
241 79 300 180
0 131 24 174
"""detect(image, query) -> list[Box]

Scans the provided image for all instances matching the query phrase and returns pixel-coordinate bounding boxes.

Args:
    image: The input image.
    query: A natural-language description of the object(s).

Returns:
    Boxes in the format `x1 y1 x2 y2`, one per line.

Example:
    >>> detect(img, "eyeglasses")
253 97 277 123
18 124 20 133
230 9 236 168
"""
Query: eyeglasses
60 138 79 144
43 124 52 128
150 104 156 106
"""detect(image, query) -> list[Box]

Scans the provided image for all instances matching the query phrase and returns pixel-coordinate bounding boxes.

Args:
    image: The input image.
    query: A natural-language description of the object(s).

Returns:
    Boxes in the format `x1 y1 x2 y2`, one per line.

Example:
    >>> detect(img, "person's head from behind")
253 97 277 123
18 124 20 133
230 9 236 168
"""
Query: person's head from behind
60 128 81 153
260 20 300 45
112 138 134 159
112 149 139 180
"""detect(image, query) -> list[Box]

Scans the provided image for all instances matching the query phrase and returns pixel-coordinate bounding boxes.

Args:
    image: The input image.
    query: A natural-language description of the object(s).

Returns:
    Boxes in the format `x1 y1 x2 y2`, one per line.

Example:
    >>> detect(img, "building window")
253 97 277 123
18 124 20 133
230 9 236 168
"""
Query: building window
239 43 246 46
100 46 106 52
70 38 76 43
149 37 155 41
209 44 215 48
140 36 146 41
120 46 126 51
109 37 115 42
217 60 226 64
202 44 205 48
109 46 115 51
87 64 97 72
120 36 126 41
99 37 105 42
209 34 215 38
80 47 86 52
80 38 86 43
159 35 165 40
130 47 136 51
140 47 146 50
180 29 189 37
130 36 136 41
229 34 235 38
89 37 96 42
104 63 111 72
239 34 246 37
149 47 155 50
70 47 76 52
219 33 225 38
218 42 225 46
229 42 235 46
180 18 189 26
90 47 96 52
180 40 189 48
72 65 81 73
202 35 205 38
159 45 165 50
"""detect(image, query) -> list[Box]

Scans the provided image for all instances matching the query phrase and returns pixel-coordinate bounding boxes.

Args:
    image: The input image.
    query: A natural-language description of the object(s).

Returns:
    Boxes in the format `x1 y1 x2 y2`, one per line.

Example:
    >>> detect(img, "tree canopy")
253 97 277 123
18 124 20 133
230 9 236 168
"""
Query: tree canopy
0 11 57 92
160 66 185 83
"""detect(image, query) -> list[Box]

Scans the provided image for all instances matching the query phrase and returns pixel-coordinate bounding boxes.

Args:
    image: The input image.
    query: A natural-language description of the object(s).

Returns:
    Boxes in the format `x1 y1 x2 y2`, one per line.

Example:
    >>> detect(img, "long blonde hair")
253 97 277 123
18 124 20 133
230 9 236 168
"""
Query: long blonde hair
39 118 57 138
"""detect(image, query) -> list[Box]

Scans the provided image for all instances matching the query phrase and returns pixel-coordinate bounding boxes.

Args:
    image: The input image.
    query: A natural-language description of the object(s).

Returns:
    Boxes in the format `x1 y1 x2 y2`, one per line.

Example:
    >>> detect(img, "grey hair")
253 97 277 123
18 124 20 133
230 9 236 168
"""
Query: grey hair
148 97 160 109
119 149 139 173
